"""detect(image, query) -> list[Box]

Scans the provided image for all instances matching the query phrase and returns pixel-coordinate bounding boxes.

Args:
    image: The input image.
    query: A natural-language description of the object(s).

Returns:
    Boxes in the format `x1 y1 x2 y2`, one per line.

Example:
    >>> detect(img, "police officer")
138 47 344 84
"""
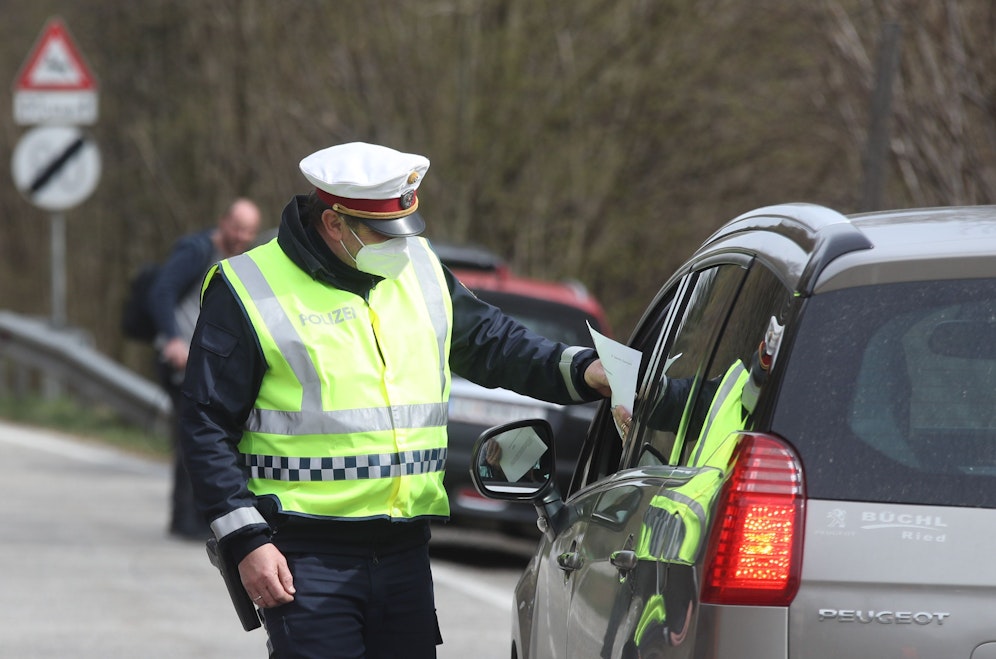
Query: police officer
179 142 610 658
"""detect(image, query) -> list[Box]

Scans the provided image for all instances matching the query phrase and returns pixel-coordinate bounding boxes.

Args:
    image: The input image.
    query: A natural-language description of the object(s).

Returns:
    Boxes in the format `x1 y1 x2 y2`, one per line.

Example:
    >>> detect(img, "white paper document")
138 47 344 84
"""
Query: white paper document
588 321 642 414
495 427 548 482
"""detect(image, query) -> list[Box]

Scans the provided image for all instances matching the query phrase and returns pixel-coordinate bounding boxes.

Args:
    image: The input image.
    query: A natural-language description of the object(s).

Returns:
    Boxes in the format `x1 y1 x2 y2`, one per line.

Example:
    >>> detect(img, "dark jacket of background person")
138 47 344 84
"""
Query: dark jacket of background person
149 230 218 361
151 198 261 539
151 230 220 539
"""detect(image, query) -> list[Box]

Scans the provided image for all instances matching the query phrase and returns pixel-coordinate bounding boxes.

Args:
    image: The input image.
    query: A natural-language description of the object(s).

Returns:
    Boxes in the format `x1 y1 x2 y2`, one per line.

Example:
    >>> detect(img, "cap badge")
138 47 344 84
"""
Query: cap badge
400 190 416 209
407 172 420 185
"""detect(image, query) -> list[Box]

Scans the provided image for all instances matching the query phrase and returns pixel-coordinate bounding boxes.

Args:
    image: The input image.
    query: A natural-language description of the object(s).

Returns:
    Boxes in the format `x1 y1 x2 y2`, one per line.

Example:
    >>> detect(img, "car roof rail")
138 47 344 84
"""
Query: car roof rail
703 203 874 295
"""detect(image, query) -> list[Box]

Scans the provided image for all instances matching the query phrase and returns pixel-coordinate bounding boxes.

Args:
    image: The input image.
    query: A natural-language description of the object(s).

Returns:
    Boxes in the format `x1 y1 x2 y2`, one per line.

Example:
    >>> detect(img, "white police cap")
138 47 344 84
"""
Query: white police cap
299 142 429 236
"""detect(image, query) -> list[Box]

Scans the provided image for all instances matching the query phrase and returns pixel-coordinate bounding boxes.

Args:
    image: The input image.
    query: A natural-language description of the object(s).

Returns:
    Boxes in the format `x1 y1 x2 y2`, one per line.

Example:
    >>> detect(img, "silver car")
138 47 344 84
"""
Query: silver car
470 204 996 658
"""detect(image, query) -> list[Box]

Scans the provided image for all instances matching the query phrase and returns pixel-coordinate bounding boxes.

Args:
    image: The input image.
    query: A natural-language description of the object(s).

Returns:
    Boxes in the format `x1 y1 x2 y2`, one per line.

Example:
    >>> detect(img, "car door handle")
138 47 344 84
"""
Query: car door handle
557 551 583 573
610 549 638 572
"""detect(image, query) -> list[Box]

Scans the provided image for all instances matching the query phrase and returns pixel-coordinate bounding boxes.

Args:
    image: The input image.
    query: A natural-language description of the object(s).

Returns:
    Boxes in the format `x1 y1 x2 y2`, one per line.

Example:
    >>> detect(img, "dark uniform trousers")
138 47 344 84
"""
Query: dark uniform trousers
263 543 442 659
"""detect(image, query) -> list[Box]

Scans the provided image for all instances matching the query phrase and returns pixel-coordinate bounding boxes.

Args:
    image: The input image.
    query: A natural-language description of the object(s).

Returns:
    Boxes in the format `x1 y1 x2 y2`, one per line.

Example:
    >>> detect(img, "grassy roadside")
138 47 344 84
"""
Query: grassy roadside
0 395 171 461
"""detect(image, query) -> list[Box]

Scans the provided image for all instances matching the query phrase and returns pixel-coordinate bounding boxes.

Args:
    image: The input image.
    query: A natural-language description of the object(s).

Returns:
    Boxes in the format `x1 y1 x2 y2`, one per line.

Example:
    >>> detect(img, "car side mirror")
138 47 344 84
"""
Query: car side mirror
469 419 556 501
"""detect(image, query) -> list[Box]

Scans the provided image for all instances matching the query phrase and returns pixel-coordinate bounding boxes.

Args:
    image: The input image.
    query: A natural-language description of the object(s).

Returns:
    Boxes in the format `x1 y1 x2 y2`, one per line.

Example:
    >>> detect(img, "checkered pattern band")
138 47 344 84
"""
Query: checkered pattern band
245 448 447 482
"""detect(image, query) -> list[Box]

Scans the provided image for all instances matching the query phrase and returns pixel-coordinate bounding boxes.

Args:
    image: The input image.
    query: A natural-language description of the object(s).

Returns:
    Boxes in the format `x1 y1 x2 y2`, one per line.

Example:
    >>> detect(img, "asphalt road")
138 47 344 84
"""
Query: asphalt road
0 419 535 658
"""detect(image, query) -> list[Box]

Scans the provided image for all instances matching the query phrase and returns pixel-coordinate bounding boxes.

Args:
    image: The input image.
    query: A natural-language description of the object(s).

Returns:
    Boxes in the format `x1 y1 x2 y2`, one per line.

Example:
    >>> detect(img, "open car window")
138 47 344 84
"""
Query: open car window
624 264 746 469
569 284 681 492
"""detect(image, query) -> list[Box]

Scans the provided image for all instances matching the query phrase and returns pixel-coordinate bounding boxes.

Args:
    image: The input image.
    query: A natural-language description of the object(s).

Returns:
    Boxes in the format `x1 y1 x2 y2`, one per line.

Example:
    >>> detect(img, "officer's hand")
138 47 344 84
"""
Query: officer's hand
239 543 296 608
584 359 611 398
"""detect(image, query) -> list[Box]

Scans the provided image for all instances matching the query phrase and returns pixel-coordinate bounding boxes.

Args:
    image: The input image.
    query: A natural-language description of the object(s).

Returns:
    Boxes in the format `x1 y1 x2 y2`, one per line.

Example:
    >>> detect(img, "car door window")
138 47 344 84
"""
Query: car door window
570 285 680 491
679 263 792 466
623 264 747 468
620 260 792 469
571 259 791 486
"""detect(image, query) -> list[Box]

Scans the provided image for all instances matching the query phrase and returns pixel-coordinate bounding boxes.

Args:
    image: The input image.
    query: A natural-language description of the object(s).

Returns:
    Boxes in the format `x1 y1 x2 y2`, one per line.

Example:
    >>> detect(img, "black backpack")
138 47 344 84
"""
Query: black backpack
121 263 161 342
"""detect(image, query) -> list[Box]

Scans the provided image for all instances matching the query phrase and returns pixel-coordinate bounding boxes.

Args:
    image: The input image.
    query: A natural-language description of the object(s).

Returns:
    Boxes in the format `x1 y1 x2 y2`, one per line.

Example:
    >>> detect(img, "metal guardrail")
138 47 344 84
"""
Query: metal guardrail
0 310 172 435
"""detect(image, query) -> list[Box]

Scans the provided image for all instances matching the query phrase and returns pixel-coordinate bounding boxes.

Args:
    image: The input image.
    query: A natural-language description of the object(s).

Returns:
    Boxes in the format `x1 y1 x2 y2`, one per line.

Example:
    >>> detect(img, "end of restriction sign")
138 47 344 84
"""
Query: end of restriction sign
12 125 101 211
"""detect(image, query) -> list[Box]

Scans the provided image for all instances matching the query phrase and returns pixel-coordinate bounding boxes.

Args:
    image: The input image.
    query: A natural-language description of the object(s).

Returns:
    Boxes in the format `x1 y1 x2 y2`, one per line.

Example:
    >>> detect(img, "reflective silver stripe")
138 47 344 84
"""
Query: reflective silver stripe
559 346 586 401
211 506 267 540
691 362 748 466
655 486 707 525
226 254 323 411
245 401 448 436
648 483 711 560
408 240 450 393
245 447 448 481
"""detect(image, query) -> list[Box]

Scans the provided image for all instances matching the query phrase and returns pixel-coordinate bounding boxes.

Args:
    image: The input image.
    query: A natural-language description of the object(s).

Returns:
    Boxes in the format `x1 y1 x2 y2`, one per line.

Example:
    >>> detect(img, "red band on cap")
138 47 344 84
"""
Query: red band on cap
315 188 417 218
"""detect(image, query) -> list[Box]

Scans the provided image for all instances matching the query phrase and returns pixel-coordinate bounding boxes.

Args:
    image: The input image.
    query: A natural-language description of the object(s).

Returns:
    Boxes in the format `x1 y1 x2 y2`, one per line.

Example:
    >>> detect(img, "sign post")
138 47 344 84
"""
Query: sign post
10 17 100 329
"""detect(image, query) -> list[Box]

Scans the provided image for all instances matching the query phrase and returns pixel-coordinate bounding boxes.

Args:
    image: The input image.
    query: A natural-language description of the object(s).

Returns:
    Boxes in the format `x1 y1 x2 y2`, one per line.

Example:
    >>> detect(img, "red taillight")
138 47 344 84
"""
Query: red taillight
700 433 805 606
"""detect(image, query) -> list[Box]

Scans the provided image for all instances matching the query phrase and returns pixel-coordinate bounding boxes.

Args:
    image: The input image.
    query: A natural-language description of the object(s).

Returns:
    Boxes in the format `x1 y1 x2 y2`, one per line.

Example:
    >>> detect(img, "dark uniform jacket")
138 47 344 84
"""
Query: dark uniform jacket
179 195 602 563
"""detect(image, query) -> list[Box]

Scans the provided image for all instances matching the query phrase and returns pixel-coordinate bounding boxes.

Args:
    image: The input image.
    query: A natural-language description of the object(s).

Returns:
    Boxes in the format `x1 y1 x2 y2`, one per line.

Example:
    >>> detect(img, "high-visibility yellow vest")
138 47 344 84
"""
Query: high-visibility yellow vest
689 360 749 469
210 237 453 521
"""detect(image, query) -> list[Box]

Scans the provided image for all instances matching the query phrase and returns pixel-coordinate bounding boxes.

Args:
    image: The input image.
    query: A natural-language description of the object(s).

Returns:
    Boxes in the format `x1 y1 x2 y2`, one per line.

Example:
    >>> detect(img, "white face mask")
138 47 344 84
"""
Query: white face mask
341 227 412 279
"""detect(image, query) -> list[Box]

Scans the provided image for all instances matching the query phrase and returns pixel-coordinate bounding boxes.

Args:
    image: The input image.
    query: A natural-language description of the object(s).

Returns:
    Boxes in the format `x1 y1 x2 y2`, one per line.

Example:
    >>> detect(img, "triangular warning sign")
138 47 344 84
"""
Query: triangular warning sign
14 17 97 92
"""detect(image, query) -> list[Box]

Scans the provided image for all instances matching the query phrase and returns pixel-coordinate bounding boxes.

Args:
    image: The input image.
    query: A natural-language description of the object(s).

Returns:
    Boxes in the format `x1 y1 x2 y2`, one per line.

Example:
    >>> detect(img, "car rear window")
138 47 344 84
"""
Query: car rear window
773 278 996 507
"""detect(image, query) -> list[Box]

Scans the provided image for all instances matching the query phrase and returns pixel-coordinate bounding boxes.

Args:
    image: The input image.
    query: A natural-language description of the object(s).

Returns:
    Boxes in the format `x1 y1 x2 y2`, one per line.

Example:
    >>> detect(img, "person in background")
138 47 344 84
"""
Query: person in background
151 197 261 540
179 142 610 658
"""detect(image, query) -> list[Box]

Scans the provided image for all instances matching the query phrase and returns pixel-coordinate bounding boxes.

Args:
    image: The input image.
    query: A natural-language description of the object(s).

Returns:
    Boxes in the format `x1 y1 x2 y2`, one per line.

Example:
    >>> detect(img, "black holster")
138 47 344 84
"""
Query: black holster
205 537 262 631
